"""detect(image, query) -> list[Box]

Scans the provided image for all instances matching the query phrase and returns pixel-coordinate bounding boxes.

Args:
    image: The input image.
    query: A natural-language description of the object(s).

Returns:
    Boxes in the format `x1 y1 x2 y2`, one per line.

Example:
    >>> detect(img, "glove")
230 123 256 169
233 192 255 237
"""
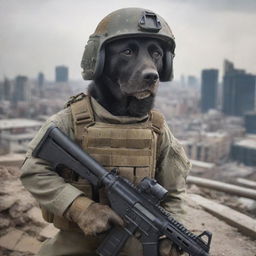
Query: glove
65 196 124 236
159 238 182 256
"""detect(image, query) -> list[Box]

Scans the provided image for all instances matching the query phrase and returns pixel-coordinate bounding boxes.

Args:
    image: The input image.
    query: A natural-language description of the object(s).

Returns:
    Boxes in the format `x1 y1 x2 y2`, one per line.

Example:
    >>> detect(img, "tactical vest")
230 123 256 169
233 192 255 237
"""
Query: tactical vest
41 93 165 231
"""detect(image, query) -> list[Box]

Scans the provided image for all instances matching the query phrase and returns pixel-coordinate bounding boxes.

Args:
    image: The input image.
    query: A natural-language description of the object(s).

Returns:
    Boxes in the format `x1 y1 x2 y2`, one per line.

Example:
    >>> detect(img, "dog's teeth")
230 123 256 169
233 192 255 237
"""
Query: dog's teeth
134 91 151 99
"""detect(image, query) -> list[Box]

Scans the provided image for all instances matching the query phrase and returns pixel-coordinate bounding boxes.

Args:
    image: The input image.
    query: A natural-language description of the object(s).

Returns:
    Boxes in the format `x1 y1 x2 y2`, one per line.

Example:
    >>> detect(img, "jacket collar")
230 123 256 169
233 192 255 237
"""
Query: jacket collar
90 97 149 124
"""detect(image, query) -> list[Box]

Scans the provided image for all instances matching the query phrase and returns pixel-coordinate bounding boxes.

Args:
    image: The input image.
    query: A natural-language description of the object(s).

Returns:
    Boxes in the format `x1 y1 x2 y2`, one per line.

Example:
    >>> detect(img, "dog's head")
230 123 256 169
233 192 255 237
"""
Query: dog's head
90 37 162 116
83 8 175 117
104 37 163 101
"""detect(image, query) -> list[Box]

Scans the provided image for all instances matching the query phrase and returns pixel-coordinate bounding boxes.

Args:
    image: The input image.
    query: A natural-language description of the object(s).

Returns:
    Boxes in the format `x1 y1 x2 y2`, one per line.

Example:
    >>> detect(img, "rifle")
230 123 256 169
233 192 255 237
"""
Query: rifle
32 126 212 256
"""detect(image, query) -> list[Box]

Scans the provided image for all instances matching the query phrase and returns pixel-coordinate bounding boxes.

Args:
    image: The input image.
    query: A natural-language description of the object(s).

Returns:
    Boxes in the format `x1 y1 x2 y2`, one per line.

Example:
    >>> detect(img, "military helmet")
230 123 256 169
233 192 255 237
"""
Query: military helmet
81 8 176 81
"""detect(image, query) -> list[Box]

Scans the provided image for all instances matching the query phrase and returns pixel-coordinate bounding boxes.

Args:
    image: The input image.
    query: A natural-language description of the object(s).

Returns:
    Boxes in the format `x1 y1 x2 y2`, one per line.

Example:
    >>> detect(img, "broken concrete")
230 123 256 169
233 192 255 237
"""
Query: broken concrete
183 197 256 256
190 194 256 239
1 165 256 256
236 178 256 189
0 229 24 250
0 216 10 229
187 175 256 200
14 234 41 254
38 224 58 241
0 198 17 212
26 207 45 225
0 229 42 254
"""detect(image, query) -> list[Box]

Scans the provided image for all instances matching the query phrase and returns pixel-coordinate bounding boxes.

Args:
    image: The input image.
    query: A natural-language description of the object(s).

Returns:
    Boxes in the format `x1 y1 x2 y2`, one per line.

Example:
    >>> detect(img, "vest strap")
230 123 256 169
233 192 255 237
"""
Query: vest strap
150 110 165 158
70 94 95 143
150 110 165 135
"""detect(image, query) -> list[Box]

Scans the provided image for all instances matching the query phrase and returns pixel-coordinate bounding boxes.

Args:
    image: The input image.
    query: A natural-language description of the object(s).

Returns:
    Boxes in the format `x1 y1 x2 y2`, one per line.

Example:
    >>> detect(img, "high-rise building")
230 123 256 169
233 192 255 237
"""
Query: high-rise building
180 75 185 87
38 72 45 88
0 81 3 101
201 69 218 113
0 78 12 101
55 66 68 82
13 76 29 102
187 75 198 88
222 60 255 116
244 112 256 134
231 135 256 166
224 59 234 74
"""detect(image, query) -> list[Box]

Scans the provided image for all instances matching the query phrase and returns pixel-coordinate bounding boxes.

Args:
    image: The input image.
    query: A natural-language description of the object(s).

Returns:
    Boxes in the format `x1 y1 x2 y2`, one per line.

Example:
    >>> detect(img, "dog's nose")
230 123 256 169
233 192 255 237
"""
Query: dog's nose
143 71 159 83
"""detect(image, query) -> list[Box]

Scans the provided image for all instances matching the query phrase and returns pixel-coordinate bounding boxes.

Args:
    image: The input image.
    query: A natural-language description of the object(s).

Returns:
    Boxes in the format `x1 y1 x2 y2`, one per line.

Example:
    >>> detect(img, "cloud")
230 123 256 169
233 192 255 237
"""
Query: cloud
171 0 256 13
0 0 255 80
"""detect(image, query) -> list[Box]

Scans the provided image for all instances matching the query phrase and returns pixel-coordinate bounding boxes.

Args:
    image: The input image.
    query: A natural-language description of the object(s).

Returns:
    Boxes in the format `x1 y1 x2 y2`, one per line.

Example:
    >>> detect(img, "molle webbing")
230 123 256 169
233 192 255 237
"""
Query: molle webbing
70 94 165 185
84 127 153 167
69 93 165 145
69 94 95 143
85 128 152 149
69 94 166 180
69 94 165 168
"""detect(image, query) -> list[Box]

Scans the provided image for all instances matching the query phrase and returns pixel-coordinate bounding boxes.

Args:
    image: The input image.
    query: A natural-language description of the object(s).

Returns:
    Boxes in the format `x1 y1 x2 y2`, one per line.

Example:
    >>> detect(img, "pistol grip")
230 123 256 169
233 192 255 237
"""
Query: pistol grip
97 225 135 256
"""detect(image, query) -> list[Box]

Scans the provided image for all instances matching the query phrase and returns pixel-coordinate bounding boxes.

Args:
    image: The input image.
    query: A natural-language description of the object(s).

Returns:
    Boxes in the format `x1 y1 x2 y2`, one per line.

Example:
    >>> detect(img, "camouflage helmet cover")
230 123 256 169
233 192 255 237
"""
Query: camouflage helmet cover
81 8 176 81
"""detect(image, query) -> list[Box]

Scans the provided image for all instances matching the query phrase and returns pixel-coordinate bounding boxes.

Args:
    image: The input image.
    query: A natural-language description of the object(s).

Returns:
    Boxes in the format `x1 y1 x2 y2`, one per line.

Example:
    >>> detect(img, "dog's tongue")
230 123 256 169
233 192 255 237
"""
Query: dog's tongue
133 91 151 100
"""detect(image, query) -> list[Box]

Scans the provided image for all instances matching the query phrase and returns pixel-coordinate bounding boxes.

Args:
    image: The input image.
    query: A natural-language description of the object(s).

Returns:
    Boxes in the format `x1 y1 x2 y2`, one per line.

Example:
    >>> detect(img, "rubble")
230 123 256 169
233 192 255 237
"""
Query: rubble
0 229 41 254
0 229 24 251
187 175 256 200
38 225 58 241
0 165 255 256
189 194 256 239
236 178 256 189
0 166 57 255
183 198 256 256
0 216 10 230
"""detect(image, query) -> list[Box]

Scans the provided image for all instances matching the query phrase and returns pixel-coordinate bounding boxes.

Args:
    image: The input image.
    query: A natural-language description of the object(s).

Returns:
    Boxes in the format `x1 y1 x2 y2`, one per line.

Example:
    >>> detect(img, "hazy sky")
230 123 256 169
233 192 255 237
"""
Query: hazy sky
0 0 256 81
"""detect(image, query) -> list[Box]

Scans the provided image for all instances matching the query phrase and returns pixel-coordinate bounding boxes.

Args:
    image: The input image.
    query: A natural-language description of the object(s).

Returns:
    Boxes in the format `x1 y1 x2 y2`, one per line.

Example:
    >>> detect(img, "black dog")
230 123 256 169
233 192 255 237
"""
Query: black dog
88 38 164 117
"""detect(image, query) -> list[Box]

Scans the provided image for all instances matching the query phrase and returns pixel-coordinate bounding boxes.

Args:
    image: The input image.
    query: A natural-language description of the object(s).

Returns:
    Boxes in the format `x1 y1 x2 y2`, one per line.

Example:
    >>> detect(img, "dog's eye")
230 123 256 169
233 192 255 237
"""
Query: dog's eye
121 49 132 56
152 51 162 59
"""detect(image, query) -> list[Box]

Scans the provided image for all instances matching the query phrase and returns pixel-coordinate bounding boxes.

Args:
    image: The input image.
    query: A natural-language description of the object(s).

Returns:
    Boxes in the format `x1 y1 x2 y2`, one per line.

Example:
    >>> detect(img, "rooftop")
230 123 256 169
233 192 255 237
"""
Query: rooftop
190 159 215 169
204 132 229 138
1 132 36 141
234 136 256 150
0 153 25 162
0 119 42 130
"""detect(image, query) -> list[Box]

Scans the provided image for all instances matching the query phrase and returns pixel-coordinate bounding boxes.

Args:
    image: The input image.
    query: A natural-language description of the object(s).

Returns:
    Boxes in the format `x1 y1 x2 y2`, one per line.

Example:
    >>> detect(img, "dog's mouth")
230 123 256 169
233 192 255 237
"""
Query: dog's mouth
131 90 152 100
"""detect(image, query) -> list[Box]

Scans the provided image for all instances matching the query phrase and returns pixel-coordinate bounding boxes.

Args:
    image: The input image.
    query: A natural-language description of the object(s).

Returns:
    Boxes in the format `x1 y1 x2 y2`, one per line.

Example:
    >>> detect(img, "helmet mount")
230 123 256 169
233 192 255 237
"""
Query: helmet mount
138 11 162 32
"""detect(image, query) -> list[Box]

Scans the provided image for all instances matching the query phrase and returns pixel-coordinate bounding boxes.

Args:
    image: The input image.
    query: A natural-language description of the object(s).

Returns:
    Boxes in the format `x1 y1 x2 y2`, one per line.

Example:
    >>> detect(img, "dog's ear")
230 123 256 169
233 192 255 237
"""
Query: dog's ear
160 50 174 81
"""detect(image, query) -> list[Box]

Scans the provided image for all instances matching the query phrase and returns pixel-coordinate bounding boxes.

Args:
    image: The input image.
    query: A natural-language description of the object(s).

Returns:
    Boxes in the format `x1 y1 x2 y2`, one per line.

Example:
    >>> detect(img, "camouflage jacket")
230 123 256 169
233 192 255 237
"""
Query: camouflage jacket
20 96 191 222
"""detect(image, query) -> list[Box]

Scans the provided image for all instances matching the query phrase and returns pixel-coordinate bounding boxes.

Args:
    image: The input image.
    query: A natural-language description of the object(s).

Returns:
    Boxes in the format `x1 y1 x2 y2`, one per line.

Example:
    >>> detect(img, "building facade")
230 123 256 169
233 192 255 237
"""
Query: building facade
231 135 256 166
181 132 231 164
2 78 12 101
0 119 42 154
244 112 256 134
222 60 255 116
38 72 45 88
13 76 30 102
201 69 218 113
55 66 69 82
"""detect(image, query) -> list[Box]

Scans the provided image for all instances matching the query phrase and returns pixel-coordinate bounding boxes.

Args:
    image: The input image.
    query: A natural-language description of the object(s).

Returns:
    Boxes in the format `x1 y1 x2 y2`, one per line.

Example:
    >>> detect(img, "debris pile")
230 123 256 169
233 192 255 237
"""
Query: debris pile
0 165 255 256
187 163 256 220
0 166 57 255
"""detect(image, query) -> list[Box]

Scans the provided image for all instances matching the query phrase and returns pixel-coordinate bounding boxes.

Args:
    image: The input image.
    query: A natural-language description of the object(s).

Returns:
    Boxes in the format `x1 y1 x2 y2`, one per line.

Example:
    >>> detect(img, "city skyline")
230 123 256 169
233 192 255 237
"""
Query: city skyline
0 0 256 80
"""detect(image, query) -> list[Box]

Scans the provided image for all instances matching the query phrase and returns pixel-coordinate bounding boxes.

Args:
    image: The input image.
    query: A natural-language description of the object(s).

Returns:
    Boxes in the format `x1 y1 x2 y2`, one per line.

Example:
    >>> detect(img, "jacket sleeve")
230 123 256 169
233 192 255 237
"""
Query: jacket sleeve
155 121 191 222
20 108 92 217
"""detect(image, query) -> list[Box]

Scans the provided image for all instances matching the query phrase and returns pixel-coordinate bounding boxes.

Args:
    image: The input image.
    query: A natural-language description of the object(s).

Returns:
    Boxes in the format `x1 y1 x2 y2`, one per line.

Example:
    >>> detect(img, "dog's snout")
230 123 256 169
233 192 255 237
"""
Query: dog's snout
142 70 159 83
